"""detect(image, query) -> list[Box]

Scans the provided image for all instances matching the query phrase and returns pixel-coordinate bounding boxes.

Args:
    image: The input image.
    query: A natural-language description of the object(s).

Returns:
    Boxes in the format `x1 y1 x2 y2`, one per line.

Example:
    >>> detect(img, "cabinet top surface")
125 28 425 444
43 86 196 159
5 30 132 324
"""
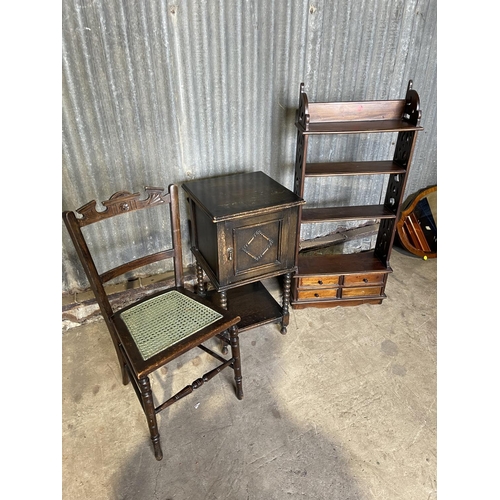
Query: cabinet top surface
182 171 304 221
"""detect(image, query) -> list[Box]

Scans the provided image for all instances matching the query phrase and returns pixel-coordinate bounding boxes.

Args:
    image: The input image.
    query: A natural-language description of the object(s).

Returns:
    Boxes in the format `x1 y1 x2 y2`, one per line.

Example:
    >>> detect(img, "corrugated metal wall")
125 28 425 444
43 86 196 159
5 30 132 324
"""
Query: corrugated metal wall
62 0 437 293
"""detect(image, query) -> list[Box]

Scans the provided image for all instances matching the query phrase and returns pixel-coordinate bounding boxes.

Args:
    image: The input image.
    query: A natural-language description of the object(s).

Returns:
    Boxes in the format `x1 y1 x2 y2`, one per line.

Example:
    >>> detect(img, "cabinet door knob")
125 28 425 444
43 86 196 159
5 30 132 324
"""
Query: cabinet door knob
227 248 233 261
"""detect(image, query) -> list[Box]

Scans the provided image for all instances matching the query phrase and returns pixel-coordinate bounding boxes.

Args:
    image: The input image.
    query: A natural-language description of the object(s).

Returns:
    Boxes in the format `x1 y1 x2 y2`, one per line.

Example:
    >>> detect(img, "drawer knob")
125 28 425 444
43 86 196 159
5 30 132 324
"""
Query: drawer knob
314 293 319 297
318 280 323 285
363 278 368 283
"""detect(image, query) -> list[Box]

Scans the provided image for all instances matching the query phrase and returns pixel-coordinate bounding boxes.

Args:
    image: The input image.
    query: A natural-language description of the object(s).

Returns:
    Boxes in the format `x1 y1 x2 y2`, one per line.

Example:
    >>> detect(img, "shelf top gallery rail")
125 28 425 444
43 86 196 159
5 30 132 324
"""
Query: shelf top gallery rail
295 80 423 135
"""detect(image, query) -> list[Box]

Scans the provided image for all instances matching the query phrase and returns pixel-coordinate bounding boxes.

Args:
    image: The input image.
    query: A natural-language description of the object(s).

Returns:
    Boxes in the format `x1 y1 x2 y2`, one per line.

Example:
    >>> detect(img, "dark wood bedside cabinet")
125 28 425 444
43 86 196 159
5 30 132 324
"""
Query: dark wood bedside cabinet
182 171 304 334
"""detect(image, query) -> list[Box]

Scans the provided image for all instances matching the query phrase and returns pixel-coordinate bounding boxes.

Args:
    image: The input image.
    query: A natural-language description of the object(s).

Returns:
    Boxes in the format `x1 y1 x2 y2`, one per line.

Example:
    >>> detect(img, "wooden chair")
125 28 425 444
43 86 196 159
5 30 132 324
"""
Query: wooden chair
63 184 243 460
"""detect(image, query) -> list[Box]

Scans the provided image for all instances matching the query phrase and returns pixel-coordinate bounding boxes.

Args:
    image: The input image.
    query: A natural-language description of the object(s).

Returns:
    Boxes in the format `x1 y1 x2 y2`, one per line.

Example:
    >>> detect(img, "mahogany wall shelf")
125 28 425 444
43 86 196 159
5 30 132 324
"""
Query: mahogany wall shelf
291 81 423 309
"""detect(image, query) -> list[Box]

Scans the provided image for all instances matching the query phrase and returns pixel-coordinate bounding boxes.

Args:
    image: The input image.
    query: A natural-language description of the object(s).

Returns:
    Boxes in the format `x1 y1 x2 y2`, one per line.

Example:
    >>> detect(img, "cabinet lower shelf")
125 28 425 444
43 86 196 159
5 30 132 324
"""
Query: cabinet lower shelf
291 250 391 309
206 281 284 333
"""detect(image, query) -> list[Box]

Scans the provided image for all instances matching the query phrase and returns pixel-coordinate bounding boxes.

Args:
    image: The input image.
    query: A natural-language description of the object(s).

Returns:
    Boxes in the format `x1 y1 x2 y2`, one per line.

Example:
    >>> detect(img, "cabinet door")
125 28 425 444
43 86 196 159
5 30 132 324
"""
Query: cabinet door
220 208 298 285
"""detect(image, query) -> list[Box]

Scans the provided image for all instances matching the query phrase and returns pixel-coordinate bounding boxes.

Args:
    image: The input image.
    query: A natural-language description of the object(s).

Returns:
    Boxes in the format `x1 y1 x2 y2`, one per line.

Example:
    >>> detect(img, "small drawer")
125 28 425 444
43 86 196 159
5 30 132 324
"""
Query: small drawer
298 276 340 287
342 286 383 298
297 288 339 300
343 273 385 286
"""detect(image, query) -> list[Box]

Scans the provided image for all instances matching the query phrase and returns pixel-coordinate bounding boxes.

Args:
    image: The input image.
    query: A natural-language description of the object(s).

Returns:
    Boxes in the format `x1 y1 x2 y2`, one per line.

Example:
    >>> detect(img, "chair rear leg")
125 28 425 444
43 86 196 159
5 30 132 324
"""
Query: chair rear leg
113 345 130 385
115 348 129 385
106 321 130 385
229 325 243 400
120 359 130 386
138 376 163 460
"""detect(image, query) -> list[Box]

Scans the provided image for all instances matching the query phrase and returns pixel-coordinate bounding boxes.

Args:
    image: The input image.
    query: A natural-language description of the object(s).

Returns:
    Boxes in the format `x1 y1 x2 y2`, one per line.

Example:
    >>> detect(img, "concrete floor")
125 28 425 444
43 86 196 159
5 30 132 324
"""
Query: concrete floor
62 248 436 500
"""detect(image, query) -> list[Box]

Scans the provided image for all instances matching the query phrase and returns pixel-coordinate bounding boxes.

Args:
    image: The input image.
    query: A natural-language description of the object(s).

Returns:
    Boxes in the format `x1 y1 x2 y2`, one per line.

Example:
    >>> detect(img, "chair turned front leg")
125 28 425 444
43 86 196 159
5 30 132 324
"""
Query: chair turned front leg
281 272 291 335
229 325 243 400
138 377 162 460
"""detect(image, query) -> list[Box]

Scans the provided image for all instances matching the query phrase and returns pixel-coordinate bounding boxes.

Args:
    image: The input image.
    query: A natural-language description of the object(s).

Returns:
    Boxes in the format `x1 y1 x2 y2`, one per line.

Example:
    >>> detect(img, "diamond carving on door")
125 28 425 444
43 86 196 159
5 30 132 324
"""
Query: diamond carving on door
242 230 274 261
232 219 282 275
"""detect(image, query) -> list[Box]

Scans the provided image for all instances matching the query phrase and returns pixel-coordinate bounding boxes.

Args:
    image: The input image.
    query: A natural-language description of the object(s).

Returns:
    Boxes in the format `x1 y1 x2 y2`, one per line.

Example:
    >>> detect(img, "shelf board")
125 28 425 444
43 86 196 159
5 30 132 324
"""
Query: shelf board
295 250 392 277
297 119 423 135
206 281 283 333
305 161 406 177
301 205 396 223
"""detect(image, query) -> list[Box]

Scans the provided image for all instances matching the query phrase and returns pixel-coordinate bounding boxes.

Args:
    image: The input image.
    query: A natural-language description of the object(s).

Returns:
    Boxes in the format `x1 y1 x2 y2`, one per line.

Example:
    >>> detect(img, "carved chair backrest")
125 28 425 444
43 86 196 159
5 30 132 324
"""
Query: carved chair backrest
63 184 183 323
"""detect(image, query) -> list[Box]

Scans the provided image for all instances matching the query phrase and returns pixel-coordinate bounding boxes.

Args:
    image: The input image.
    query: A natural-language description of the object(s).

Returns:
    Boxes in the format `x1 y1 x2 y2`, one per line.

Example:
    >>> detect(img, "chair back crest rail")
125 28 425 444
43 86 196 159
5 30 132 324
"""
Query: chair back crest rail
63 186 183 303
73 187 170 226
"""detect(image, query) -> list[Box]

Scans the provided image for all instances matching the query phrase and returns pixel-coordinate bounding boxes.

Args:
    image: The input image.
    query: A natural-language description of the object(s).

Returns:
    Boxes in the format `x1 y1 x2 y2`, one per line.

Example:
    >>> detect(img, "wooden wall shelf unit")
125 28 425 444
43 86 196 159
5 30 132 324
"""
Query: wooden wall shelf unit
291 80 423 309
